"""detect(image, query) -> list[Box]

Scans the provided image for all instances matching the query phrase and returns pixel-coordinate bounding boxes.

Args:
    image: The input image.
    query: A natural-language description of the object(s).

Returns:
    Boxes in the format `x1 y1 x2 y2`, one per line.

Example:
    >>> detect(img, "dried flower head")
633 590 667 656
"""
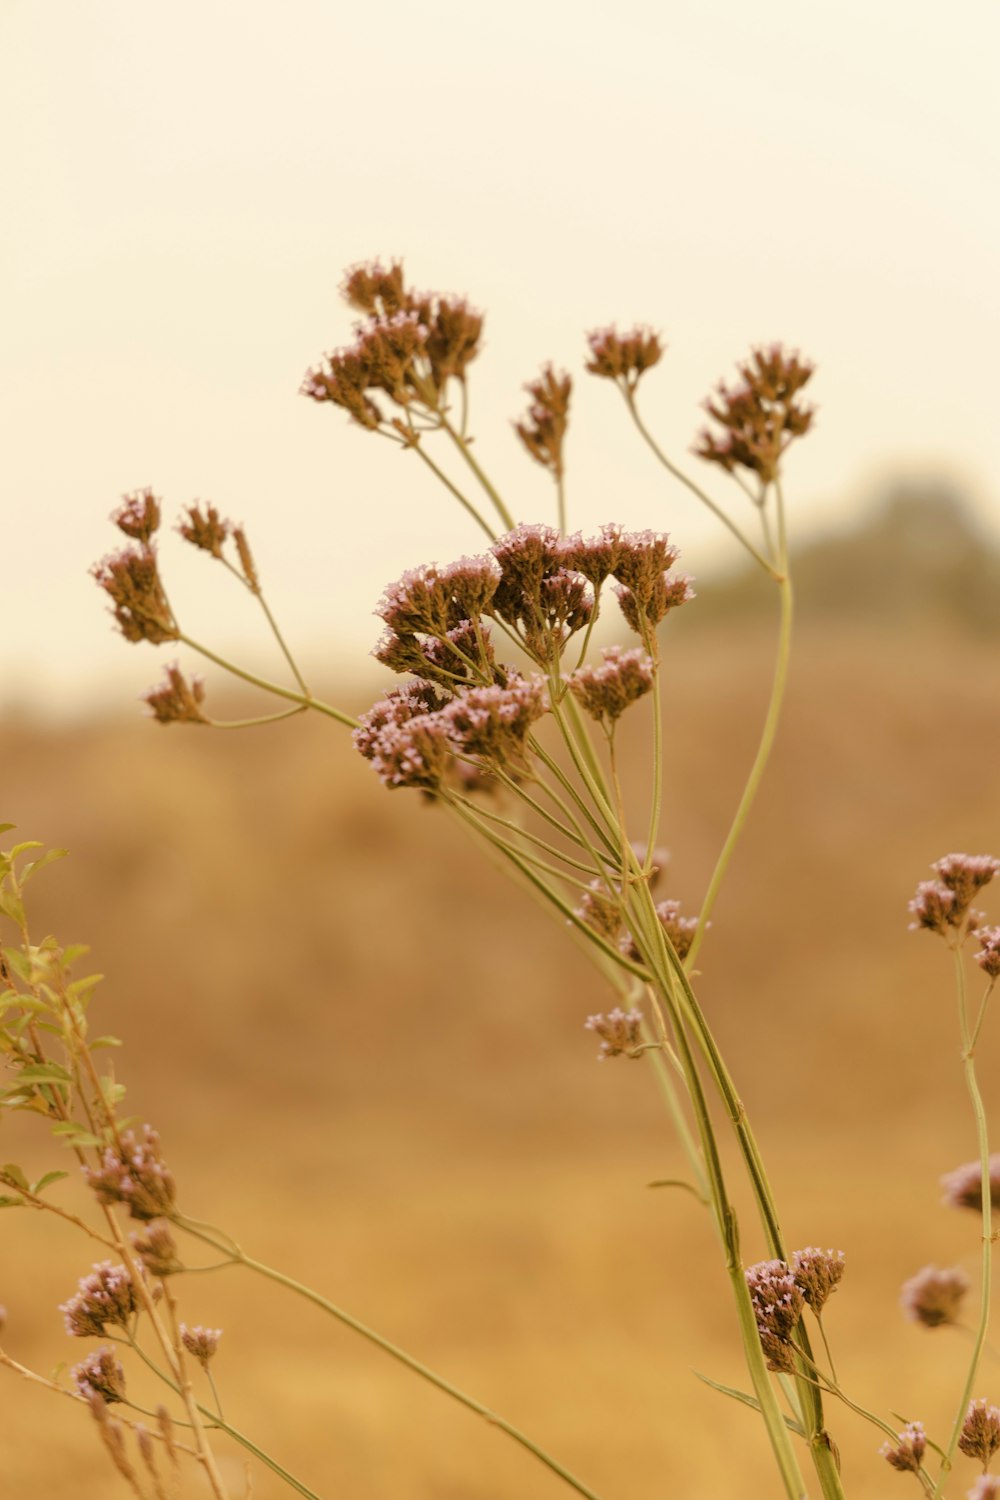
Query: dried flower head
908 880 959 936
900 1264 969 1328
143 665 208 726
377 558 501 638
976 928 1000 981
933 853 1000 910
791 1247 845 1315
585 325 664 388
92 546 179 645
420 293 484 387
300 348 383 429
584 1007 643 1061
515 366 572 480
960 1399 1000 1466
341 258 408 317
574 879 624 942
441 674 547 771
112 489 161 543
84 1126 176 1221
880 1421 926 1474
131 1222 183 1278
72 1346 127 1404
178 502 230 559
180 1323 222 1366
941 1156 1000 1212
695 344 815 486
607 530 694 634
745 1259 804 1373
559 523 626 591
61 1262 139 1338
568 646 655 725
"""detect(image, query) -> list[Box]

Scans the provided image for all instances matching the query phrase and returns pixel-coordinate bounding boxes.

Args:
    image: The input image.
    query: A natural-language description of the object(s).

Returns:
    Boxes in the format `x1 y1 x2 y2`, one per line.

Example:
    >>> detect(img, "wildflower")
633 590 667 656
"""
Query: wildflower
585 325 664 388
879 1421 926 1474
377 557 500 638
569 646 655 725
178 502 230 559
584 1008 643 1060
420 293 484 387
976 928 1000 981
131 1222 183 1278
490 523 564 624
908 880 959 935
910 855 999 938
341 258 408 317
900 1264 969 1327
61 1262 138 1338
960 1399 1000 1466
940 1156 1000 1212
72 1347 126 1404
515 366 572 480
360 708 451 793
745 1259 804 1373
969 1477 1000 1499
112 489 161 543
695 344 815 486
574 879 624 942
608 529 695 633
621 899 700 965
300 348 383 429
143 665 208 726
933 853 1000 910
560 523 626 591
791 1247 845 1315
84 1126 177 1221
441 674 547 771
92 546 179 645
180 1323 222 1367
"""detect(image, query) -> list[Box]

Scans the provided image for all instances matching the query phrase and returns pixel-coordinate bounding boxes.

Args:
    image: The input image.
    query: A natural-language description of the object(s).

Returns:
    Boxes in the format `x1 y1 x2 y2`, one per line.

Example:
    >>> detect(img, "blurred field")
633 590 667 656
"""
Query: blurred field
3 494 1000 1499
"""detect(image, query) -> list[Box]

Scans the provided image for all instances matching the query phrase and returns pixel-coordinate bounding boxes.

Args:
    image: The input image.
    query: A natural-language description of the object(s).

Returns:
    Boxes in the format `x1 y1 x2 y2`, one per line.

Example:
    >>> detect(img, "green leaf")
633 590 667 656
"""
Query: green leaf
692 1370 805 1437
100 1077 126 1106
0 823 17 836
53 1127 103 1148
646 1178 705 1199
32 1171 69 1194
20 849 68 885
0 1195 25 1208
16 1062 73 1084
61 944 91 965
66 974 104 1006
0 947 31 982
9 841 43 859
1 1164 29 1191
0 891 26 926
90 1035 123 1049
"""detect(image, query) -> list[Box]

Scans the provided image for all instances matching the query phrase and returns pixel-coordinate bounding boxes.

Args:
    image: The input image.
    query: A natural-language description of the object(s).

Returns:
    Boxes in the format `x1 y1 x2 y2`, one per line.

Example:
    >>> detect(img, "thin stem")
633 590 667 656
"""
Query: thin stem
439 415 516 531
178 635 358 729
622 389 779 578
642 624 663 873
171 1219 611 1500
970 977 997 1055
408 436 498 542
932 948 994 1499
447 792 600 877
206 707 308 731
556 470 566 536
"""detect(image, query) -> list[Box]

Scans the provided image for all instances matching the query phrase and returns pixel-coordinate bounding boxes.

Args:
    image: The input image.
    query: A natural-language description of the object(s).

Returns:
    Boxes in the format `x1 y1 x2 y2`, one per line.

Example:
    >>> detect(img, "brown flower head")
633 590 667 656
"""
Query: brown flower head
300 348 384 429
585 325 664 388
976 928 1000 981
73 1347 127 1405
880 1422 926 1474
901 1264 969 1327
131 1221 183 1278
84 1125 177 1221
515 366 572 480
933 853 1000 910
341 258 408 317
559 523 626 591
609 530 695 634
745 1259 804 1373
695 344 815 486
377 557 501 638
960 1399 1000 1467
143 665 208 726
178 502 230 559
791 1247 845 1315
420 293 484 387
568 646 655 725
353 686 451 792
584 1007 643 1061
93 546 179 645
180 1323 222 1367
112 489 161 543
61 1262 139 1338
574 878 623 942
941 1156 1000 1213
440 673 547 771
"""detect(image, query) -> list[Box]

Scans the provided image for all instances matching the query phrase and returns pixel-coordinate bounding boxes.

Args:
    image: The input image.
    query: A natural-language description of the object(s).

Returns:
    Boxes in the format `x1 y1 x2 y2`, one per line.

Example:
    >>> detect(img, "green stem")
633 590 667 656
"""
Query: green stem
439 415 516 531
206 707 308 731
932 949 994 1499
171 1221 610 1500
178 635 358 730
407 437 498 541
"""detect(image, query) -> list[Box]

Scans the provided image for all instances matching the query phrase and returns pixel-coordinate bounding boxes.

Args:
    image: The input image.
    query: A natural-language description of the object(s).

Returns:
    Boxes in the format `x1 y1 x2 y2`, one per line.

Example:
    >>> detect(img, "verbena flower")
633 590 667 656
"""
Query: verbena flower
143 665 208 726
440 674 547 770
72 1347 126 1404
378 557 501 638
92 546 178 645
131 1221 183 1278
900 1264 969 1327
910 854 999 937
976 928 1000 981
879 1421 926 1474
112 489 161 543
960 1399 1000 1466
180 1323 222 1366
585 325 664 388
568 646 655 725
791 1247 845 1315
968 1476 1000 1499
574 879 623 942
621 899 700 963
178 502 230 558
695 344 815 485
84 1126 177 1221
353 693 451 792
745 1259 804 1373
515 366 572 480
584 1008 643 1060
941 1156 1000 1212
61 1262 138 1338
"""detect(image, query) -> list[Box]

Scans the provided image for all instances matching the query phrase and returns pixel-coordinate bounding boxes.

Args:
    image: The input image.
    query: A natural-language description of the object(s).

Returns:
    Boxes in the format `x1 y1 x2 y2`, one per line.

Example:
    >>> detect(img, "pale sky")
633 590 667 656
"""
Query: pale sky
3 1 999 719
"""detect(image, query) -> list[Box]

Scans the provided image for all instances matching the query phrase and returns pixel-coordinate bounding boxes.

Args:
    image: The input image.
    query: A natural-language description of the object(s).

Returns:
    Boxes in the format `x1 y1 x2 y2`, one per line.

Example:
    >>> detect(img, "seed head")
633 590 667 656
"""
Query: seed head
791 1247 845 1315
696 344 815 486
143 665 208 726
960 1399 1000 1466
180 1323 222 1367
72 1347 127 1405
976 928 1000 981
585 325 664 387
178 502 230 559
940 1156 1000 1213
584 1007 643 1061
112 489 161 543
93 546 179 645
341 258 408 317
900 1264 969 1328
515 365 572 480
880 1421 926 1474
745 1259 804 1373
